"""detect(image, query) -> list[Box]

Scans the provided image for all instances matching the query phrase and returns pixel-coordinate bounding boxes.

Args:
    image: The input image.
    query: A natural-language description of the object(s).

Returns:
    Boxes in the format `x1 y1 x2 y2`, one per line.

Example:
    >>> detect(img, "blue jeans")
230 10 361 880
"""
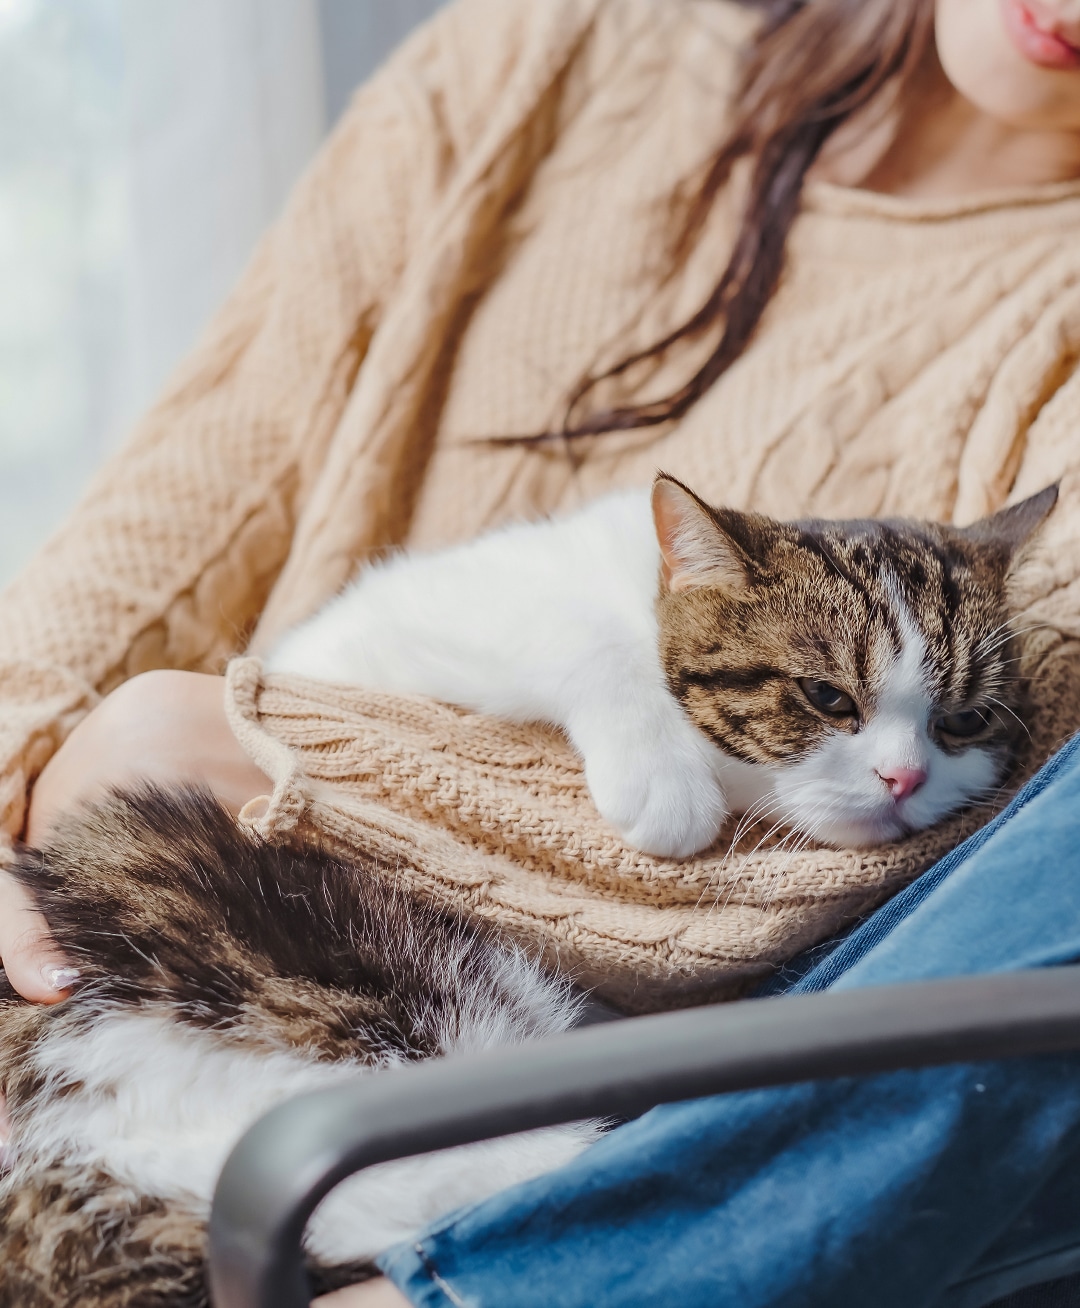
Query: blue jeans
379 735 1080 1307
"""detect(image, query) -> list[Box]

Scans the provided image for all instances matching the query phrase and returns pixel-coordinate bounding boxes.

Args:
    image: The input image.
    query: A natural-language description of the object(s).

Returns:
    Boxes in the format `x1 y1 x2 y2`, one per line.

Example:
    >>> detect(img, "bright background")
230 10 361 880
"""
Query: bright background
0 0 447 584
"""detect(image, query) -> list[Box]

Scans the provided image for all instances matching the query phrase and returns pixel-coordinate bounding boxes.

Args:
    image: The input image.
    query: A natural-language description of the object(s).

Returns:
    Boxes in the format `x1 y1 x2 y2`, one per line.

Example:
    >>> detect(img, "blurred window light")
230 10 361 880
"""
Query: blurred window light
0 0 128 579
0 0 446 589
0 0 39 38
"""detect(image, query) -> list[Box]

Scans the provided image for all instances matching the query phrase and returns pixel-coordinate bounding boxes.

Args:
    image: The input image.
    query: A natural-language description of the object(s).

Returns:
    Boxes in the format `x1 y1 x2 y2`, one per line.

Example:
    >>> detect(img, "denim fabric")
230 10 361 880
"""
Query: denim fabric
987 1272 1080 1308
379 736 1080 1308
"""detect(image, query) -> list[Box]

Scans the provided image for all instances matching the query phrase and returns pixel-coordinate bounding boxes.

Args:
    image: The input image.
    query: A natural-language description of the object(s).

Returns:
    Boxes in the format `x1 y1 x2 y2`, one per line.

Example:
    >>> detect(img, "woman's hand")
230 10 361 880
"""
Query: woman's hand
314 1279 411 1307
0 875 74 1005
2 670 271 1003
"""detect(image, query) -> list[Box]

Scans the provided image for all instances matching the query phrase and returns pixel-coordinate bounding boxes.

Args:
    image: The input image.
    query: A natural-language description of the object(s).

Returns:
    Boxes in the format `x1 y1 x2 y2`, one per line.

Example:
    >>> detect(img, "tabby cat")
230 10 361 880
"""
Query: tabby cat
0 475 1055 1305
270 473 1058 855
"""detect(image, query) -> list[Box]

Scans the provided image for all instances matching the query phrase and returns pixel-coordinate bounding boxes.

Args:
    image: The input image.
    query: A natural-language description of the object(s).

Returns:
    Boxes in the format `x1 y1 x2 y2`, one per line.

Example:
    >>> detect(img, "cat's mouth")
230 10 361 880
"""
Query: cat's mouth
773 788 918 849
815 810 912 850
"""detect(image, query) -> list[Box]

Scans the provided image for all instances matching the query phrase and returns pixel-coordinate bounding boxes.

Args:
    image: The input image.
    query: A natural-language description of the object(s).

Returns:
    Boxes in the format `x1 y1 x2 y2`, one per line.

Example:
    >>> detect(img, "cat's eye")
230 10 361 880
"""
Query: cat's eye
798 678 857 718
936 707 991 739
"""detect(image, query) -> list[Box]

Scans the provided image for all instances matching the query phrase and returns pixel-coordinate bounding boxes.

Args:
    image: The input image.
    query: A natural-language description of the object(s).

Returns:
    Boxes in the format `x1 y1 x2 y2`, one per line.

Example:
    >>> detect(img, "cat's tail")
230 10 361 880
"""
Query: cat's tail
0 786 597 1285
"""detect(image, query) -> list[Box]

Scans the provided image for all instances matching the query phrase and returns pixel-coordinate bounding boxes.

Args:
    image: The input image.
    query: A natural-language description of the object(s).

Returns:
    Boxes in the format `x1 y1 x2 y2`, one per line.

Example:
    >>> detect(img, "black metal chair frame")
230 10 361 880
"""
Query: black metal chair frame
207 967 1080 1308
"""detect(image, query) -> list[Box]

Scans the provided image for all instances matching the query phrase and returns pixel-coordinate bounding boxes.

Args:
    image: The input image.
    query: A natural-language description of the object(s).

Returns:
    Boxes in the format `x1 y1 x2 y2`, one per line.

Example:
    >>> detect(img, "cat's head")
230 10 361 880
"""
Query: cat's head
652 474 1058 848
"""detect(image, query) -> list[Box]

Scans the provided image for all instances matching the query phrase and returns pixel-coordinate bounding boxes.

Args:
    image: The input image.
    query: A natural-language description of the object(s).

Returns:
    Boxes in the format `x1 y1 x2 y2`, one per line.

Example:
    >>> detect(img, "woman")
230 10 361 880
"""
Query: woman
3 0 1080 1302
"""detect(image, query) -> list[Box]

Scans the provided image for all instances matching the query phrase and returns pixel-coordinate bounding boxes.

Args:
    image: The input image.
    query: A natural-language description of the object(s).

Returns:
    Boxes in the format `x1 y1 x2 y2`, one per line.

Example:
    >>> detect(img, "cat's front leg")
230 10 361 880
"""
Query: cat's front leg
570 689 730 860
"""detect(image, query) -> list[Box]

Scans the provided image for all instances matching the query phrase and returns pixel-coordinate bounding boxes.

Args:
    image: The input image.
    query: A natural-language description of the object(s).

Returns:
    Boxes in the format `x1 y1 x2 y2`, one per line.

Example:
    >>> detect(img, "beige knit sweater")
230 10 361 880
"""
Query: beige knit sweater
3 0 1080 1008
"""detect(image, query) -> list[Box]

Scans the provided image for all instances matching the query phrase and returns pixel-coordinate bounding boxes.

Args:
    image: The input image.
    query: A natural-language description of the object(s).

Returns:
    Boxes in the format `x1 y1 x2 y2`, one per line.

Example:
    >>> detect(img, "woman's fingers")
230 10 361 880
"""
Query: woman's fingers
0 872 76 1004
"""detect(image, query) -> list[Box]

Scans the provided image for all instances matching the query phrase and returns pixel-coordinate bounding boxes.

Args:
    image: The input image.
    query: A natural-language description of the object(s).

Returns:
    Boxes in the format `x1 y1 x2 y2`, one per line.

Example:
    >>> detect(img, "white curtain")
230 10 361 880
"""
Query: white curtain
0 0 129 582
121 0 326 429
0 0 447 586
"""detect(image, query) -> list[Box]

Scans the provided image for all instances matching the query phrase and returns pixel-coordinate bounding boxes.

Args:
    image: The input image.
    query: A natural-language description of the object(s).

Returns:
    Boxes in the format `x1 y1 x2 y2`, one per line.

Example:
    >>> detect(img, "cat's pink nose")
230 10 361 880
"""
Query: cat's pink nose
877 766 928 801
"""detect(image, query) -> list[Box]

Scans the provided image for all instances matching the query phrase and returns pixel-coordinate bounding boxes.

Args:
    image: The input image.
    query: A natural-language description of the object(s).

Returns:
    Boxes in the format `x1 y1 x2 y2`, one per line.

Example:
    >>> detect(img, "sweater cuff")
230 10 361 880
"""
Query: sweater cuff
223 656 312 840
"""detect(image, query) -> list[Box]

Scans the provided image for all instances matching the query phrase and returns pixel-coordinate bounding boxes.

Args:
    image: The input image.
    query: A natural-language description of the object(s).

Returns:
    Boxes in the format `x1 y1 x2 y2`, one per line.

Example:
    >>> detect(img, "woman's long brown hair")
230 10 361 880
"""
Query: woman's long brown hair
528 0 934 443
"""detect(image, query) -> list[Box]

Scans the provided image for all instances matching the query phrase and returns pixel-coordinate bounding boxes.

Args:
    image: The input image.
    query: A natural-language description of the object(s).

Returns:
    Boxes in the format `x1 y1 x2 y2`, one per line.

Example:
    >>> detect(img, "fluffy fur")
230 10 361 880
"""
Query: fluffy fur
0 789 597 1307
0 478 1054 1304
270 474 1058 856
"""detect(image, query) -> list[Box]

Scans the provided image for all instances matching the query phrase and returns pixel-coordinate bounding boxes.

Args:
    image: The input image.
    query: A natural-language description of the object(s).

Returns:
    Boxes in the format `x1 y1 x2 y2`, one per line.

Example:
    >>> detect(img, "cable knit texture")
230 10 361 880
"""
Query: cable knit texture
3 0 1080 1005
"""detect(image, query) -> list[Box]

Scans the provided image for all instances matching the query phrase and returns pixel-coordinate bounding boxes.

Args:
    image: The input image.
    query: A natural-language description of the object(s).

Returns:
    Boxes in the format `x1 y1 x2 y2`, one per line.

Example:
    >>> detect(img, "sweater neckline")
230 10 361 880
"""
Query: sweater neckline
802 175 1080 223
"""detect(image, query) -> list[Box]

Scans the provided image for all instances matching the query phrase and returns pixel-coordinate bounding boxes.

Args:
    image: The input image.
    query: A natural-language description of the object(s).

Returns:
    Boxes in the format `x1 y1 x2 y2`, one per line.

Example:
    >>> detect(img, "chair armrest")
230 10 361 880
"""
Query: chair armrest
208 966 1080 1308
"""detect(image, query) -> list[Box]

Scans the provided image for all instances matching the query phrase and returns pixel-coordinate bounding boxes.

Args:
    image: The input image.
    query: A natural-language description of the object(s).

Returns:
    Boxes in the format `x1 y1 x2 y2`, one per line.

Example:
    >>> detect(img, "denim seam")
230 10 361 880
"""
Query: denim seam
939 1251 1080 1308
949 1235 1080 1292
413 1242 468 1308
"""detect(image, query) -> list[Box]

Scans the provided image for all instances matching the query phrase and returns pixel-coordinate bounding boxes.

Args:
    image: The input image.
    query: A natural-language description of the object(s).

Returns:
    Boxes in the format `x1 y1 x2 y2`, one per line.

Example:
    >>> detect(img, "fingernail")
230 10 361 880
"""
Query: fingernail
42 967 79 993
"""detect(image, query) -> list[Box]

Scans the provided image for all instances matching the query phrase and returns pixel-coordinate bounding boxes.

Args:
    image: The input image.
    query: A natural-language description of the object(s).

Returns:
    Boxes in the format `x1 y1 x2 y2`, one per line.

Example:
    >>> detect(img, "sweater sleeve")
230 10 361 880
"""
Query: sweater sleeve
961 356 1080 782
0 0 601 843
1007 364 1080 642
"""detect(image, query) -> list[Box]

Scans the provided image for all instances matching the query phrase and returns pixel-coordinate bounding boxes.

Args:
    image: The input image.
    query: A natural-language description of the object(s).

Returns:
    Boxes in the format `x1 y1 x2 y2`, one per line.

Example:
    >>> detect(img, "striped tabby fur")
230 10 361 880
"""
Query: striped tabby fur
0 789 594 1307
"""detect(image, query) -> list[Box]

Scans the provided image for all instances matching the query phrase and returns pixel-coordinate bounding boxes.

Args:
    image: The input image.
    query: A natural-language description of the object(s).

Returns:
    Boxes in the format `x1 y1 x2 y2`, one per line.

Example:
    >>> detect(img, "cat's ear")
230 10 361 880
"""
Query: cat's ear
957 484 1059 562
652 475 750 594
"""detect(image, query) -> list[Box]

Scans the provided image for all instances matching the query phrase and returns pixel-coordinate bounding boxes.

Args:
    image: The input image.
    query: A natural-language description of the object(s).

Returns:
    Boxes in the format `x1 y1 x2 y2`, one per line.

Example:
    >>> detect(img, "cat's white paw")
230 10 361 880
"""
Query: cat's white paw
582 725 729 859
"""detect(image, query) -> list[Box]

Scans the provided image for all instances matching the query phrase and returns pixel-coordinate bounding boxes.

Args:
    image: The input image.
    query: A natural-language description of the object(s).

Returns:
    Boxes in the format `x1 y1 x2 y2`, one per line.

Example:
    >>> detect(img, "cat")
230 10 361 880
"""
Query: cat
0 476 1056 1304
0 788 600 1307
268 473 1059 857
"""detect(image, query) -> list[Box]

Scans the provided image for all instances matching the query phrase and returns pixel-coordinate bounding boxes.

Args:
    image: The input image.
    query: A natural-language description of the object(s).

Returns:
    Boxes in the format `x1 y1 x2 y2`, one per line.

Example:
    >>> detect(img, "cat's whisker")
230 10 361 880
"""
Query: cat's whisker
716 780 847 909
757 830 818 915
692 817 774 917
710 793 811 916
970 778 1013 809
700 806 795 920
984 652 1029 671
729 815 805 907
736 808 800 867
981 616 1046 643
691 806 786 917
977 614 1025 643
724 793 789 856
742 814 826 919
975 619 1047 661
975 617 1017 651
744 844 798 912
984 694 1032 742
702 827 783 917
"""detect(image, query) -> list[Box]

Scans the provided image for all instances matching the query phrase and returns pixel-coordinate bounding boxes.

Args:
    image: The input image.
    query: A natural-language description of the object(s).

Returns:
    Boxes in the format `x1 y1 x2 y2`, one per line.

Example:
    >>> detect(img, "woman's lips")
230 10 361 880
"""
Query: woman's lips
1001 0 1080 69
